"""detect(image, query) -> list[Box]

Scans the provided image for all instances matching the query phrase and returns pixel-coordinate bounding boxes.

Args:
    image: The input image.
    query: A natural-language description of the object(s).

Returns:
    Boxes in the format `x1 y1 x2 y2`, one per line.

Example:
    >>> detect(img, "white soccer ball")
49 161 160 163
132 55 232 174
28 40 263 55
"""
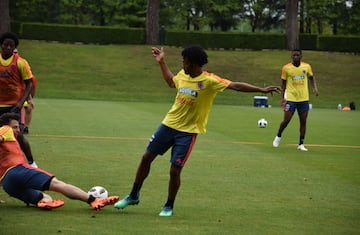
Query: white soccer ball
258 118 268 128
88 186 108 199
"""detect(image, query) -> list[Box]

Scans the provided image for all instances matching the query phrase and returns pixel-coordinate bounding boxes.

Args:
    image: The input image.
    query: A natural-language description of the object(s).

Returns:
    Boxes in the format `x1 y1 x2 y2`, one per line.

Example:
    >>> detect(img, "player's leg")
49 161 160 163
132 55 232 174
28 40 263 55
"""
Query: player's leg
49 177 119 210
159 132 197 217
115 124 172 210
49 177 90 202
114 150 157 209
273 102 295 147
159 164 182 217
24 97 34 134
297 102 310 151
133 151 157 195
16 133 37 167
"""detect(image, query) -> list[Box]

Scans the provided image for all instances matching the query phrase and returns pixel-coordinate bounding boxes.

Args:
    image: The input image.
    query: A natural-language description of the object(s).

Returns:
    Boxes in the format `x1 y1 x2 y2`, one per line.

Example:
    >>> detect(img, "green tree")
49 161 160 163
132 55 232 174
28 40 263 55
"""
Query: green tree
208 0 243 31
242 0 286 32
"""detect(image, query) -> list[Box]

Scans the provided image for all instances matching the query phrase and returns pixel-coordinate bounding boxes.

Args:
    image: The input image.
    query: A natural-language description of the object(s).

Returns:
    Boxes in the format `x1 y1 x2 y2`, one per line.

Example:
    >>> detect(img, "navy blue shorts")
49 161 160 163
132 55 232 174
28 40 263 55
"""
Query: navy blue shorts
1 164 54 205
284 101 309 114
146 124 197 167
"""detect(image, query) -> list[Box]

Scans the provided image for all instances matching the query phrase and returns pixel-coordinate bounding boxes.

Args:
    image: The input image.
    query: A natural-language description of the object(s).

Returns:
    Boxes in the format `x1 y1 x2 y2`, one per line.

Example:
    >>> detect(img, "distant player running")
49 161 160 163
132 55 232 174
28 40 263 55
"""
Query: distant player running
115 45 281 216
273 49 319 151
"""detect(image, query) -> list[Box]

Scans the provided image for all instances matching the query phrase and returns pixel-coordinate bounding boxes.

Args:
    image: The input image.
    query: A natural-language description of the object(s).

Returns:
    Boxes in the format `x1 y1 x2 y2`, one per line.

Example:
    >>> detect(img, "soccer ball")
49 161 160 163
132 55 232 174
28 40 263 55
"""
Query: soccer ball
258 118 268 128
88 186 108 199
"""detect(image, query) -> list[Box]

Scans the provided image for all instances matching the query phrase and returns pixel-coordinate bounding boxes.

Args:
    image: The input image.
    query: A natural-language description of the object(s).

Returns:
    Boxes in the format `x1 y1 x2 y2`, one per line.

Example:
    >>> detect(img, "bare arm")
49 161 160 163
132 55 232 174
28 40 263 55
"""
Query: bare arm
309 76 319 96
11 79 33 113
280 79 287 107
151 47 175 88
227 82 281 95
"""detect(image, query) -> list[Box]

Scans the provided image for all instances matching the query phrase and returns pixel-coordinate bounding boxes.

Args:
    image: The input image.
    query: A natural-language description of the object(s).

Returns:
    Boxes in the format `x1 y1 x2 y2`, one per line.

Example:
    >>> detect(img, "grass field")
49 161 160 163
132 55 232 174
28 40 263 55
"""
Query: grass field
17 41 360 109
0 98 359 234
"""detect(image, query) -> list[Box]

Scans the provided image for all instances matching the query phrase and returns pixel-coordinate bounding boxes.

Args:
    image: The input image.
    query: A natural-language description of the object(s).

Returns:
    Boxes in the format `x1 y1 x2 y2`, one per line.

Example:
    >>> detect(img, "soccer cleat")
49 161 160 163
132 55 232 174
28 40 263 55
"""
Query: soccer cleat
159 206 173 217
114 195 139 209
100 196 119 206
297 144 308 151
273 136 281 147
90 196 119 211
37 199 65 209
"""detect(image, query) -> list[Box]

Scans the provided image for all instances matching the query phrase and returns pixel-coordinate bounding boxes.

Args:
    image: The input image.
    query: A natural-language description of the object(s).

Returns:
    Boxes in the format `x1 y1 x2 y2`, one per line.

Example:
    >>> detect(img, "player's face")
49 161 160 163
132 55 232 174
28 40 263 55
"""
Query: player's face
291 51 302 64
1 38 16 59
9 120 20 137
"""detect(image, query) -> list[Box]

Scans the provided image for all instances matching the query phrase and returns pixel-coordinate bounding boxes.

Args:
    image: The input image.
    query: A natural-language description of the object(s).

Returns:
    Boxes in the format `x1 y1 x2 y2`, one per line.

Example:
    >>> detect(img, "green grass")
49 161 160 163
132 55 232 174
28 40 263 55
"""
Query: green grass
0 99 359 235
17 41 360 108
1 42 359 234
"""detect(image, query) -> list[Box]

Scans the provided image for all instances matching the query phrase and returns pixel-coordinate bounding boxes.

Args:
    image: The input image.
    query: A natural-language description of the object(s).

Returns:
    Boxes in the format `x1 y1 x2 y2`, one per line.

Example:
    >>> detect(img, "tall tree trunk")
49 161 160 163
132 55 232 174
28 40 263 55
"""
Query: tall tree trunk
146 0 160 45
0 0 11 35
299 0 304 33
285 0 299 50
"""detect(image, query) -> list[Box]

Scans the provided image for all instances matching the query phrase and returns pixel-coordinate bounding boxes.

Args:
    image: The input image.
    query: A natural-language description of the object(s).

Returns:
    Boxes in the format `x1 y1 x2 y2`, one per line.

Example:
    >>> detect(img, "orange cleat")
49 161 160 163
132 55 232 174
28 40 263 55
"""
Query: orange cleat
90 196 119 211
37 199 65 209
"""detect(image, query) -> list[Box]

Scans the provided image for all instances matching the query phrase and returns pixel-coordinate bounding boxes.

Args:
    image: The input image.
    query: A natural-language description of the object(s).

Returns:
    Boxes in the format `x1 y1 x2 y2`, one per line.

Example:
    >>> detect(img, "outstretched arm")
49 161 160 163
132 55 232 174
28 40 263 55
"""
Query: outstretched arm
151 47 175 88
227 82 281 95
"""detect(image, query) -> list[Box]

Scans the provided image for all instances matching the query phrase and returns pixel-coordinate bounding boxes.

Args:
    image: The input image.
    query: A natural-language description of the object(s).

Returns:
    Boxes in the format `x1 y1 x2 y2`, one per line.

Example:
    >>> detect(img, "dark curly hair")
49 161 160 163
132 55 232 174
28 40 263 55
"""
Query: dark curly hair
181 45 208 67
0 113 20 127
0 32 19 47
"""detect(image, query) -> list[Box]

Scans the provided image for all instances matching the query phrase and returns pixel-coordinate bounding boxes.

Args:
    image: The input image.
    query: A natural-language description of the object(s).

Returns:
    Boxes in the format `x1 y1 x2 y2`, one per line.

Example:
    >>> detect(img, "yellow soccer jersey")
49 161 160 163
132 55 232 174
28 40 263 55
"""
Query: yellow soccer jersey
281 62 313 102
162 69 231 134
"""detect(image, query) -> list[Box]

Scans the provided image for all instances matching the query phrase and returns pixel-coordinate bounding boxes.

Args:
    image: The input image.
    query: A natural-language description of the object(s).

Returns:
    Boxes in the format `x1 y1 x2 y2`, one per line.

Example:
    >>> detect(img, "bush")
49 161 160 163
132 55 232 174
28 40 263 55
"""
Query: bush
13 22 145 45
9 22 360 52
318 35 360 52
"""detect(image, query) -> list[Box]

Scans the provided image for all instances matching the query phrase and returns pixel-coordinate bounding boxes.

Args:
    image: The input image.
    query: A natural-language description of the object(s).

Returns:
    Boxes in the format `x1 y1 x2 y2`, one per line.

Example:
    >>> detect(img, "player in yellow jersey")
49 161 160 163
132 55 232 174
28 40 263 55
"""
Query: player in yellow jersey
115 45 281 216
273 49 319 151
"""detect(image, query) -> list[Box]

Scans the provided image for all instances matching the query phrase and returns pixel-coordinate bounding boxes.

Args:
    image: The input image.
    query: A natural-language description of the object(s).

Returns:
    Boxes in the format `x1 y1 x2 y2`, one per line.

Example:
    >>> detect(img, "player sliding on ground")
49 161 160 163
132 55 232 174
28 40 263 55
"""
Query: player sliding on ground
0 113 119 210
115 45 281 216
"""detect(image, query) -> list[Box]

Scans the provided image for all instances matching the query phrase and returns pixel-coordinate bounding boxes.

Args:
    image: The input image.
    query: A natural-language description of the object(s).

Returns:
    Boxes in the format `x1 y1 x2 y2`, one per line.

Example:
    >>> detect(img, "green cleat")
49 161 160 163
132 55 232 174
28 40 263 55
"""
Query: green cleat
114 195 139 209
159 206 173 217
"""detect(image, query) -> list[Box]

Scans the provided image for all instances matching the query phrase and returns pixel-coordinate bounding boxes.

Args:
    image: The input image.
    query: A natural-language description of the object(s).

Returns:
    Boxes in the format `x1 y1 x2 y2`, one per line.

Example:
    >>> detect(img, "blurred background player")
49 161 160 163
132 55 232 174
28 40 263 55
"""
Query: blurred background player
0 32 37 167
272 49 319 151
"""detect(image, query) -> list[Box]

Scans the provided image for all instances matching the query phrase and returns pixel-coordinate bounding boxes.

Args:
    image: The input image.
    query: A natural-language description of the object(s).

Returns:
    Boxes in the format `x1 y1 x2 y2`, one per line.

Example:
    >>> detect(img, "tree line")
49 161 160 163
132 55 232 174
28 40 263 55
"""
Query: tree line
4 0 359 35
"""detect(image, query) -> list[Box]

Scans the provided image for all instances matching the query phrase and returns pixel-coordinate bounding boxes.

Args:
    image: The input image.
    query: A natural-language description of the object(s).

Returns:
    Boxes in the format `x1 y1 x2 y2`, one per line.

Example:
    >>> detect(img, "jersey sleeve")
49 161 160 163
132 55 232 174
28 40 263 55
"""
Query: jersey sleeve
281 63 291 80
0 126 16 142
17 57 33 81
208 73 231 92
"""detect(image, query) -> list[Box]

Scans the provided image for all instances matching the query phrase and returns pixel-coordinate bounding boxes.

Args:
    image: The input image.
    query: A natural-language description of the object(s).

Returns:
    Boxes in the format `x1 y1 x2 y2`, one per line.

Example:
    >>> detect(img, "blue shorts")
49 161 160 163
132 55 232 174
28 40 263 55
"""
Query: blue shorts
1 164 54 205
146 124 197 167
284 101 309 114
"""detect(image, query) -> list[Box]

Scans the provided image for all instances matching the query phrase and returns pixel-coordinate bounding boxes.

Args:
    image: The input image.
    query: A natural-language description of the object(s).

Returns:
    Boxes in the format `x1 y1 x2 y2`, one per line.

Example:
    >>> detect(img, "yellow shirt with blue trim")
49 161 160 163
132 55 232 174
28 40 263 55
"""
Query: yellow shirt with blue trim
281 62 313 102
162 69 231 134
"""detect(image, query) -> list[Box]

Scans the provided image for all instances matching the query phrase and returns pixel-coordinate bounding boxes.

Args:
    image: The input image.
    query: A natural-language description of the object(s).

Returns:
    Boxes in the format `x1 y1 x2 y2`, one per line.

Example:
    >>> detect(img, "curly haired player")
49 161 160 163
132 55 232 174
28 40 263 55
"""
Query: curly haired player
115 45 281 216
